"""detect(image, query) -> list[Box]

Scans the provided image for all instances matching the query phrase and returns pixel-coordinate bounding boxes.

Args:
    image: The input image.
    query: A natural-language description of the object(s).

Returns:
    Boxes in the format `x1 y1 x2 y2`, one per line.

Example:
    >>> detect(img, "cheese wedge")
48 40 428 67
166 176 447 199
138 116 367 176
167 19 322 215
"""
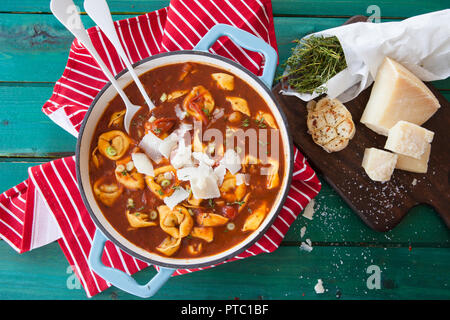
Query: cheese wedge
360 57 440 136
362 148 398 182
395 143 431 174
384 121 434 159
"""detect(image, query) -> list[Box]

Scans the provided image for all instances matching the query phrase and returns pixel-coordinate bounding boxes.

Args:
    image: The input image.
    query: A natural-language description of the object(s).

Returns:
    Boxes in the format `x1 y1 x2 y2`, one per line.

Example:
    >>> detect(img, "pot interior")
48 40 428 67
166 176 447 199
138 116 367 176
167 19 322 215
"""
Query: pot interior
77 51 293 268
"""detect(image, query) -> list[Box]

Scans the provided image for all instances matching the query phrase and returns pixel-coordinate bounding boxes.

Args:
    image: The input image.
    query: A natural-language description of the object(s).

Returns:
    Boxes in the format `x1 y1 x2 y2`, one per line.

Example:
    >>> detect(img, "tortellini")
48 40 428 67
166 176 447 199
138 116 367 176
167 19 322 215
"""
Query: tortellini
190 227 214 242
219 172 247 203
91 147 103 169
145 165 178 199
108 110 126 127
242 202 268 232
158 205 194 239
126 211 157 228
265 158 280 190
196 212 229 227
167 90 188 102
226 96 250 117
93 177 123 207
255 111 277 129
183 85 215 123
187 242 203 255
157 236 181 256
115 157 145 190
211 73 234 91
98 130 131 161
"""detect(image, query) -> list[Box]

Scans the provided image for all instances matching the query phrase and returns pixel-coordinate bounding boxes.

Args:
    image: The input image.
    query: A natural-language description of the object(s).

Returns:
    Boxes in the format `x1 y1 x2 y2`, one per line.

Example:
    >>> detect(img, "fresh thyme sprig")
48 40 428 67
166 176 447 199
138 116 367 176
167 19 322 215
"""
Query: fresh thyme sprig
277 35 347 95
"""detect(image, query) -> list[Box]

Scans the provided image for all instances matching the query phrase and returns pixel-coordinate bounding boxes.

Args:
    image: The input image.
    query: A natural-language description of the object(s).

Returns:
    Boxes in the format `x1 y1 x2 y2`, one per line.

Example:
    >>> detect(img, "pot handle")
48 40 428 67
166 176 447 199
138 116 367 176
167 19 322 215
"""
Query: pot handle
88 229 175 298
194 24 278 88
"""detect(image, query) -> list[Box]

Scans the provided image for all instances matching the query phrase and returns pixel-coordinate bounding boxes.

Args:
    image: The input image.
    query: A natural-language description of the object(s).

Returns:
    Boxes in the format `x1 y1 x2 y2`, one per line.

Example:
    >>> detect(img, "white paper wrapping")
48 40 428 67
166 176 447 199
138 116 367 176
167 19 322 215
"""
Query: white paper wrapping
280 9 450 103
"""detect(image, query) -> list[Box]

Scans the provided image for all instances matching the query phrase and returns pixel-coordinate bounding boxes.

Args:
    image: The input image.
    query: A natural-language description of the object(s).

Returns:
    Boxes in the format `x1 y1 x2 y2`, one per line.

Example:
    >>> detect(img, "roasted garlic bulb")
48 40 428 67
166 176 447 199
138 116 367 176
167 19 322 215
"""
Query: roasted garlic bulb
306 97 355 153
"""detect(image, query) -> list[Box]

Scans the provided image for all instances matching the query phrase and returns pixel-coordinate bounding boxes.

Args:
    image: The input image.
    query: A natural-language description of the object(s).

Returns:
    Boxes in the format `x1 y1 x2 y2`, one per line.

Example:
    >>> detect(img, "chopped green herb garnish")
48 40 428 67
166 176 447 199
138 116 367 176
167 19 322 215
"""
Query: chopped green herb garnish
277 35 347 95
254 118 267 128
208 199 215 208
241 118 250 127
105 146 117 156
160 179 171 188
202 108 210 116
153 128 161 134
150 210 158 220
157 189 164 196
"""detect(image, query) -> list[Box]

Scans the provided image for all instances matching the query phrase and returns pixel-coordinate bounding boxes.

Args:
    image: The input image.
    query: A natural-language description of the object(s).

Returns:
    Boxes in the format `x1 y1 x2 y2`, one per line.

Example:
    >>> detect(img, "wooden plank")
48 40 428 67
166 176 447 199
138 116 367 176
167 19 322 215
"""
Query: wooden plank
0 84 76 157
0 161 448 244
1 13 449 90
0 241 448 299
0 87 446 160
0 0 447 19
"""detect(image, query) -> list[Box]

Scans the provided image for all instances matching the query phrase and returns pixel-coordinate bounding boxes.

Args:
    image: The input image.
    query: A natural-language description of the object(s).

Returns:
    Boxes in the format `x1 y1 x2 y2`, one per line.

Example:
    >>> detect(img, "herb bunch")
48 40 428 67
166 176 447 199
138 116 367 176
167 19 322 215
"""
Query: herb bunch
278 35 347 95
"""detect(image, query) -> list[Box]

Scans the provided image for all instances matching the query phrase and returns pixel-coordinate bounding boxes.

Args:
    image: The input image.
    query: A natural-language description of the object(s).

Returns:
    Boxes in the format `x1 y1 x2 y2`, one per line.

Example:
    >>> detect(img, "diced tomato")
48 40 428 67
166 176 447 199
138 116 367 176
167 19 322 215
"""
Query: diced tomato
146 117 177 136
221 206 237 220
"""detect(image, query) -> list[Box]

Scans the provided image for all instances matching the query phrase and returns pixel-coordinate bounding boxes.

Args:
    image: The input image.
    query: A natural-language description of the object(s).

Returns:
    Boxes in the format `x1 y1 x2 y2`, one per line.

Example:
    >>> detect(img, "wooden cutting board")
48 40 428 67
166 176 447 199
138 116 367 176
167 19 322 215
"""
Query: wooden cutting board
272 15 450 232
272 79 450 231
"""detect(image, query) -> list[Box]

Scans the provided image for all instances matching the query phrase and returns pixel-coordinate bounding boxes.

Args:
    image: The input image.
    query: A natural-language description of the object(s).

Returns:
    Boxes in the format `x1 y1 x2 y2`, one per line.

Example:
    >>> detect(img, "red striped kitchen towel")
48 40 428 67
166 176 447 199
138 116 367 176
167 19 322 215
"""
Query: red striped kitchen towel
0 0 321 297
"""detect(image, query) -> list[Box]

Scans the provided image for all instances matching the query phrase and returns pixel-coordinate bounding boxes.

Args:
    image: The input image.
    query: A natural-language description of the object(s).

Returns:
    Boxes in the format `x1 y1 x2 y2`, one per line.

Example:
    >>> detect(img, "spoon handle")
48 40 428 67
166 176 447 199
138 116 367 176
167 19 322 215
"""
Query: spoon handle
84 0 155 109
50 0 132 106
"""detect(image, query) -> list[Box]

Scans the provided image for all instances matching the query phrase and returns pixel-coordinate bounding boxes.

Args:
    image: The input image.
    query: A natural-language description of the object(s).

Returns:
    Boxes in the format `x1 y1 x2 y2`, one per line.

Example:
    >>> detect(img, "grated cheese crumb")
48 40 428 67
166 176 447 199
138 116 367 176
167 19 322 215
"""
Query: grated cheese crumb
314 279 325 294
302 199 316 220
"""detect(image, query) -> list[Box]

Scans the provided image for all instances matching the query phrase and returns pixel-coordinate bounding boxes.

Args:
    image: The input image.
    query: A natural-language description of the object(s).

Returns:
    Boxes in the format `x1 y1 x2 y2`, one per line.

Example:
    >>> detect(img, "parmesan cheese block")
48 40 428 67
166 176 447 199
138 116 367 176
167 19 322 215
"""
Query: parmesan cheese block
395 143 431 174
362 148 398 182
360 57 440 136
384 121 434 159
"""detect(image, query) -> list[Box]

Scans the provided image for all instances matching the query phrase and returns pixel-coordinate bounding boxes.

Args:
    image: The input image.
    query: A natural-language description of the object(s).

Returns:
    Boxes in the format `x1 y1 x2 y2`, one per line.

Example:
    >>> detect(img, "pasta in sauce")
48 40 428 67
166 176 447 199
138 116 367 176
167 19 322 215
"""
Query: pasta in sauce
89 62 285 259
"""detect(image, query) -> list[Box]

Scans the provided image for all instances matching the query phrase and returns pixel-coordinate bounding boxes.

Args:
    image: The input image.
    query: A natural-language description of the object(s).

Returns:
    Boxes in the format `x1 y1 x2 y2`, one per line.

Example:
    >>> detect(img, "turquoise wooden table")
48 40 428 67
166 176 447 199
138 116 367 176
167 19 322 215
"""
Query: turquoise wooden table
0 0 449 300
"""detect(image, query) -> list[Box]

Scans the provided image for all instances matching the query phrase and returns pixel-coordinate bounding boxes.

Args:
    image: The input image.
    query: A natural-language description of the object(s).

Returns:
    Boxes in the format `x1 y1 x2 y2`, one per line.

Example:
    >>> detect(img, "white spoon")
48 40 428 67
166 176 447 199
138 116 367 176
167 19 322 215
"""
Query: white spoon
84 0 155 111
50 0 142 134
